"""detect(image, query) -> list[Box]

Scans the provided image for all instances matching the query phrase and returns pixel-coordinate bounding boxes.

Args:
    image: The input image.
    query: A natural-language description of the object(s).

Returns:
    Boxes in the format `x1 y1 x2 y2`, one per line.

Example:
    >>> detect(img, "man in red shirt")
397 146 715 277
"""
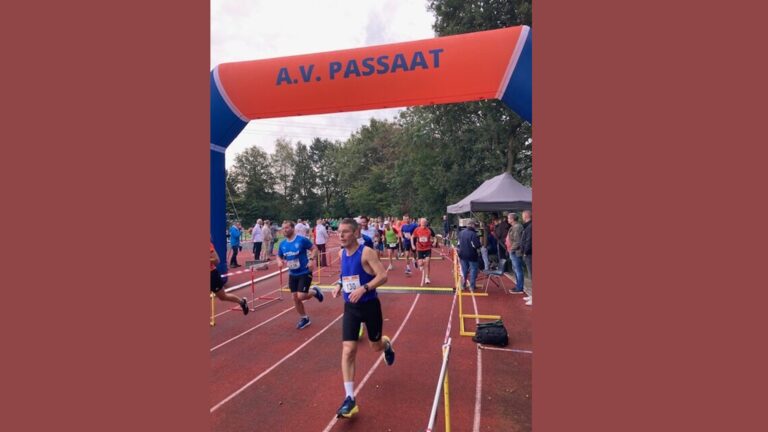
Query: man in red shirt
411 218 436 285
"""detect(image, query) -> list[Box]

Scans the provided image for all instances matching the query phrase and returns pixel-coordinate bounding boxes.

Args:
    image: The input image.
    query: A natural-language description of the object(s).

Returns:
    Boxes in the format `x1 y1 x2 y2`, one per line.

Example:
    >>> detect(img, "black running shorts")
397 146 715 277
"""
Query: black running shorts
417 250 432 260
288 273 313 293
343 298 383 342
210 269 224 293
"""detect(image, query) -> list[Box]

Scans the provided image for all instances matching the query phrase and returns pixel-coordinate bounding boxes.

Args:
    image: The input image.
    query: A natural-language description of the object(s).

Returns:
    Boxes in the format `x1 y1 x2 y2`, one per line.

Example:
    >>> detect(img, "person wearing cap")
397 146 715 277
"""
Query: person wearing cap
457 220 482 291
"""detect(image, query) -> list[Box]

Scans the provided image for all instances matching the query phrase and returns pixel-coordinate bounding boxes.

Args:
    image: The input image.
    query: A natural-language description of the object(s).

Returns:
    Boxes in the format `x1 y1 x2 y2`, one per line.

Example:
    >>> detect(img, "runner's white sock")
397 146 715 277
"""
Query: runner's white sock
344 381 355 399
302 315 308 319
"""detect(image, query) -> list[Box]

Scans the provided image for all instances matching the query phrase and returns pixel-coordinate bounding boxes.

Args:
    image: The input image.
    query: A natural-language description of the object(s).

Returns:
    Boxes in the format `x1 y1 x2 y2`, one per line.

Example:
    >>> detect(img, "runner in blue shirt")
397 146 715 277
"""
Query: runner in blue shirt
399 215 418 275
277 220 324 329
331 218 395 419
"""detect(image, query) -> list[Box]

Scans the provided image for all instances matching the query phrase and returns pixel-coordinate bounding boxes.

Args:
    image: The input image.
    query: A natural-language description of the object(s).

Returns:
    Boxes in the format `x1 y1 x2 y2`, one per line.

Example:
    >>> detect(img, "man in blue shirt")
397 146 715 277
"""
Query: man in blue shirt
229 221 242 268
277 220 324 329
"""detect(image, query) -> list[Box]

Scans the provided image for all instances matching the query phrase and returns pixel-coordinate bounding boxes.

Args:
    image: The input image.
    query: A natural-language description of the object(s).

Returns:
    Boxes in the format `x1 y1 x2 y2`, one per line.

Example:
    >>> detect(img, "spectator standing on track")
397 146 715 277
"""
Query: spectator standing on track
261 220 273 261
521 210 533 306
211 241 249 314
331 218 395 419
506 213 525 294
457 221 482 291
251 219 264 262
229 221 242 268
315 218 329 267
270 221 279 257
277 220 324 329
494 213 511 268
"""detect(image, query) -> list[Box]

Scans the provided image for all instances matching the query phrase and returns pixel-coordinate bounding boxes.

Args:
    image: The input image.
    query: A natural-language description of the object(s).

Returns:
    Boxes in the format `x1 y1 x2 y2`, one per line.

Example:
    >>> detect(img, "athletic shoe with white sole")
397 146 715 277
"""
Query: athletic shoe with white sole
240 298 250 315
336 396 358 418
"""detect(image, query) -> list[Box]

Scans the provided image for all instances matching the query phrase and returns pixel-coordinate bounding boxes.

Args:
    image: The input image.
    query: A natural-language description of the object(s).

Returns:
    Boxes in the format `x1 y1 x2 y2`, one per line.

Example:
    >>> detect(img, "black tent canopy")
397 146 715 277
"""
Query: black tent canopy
447 172 532 214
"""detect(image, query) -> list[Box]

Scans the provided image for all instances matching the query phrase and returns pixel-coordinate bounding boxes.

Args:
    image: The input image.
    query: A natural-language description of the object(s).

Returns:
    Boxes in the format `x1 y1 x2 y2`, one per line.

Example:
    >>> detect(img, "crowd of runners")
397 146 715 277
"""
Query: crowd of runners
211 211 532 419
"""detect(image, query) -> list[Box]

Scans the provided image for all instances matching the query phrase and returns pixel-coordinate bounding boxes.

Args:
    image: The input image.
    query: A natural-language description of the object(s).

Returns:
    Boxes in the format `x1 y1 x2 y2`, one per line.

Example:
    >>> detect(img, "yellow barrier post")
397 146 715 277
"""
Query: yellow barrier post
210 292 215 326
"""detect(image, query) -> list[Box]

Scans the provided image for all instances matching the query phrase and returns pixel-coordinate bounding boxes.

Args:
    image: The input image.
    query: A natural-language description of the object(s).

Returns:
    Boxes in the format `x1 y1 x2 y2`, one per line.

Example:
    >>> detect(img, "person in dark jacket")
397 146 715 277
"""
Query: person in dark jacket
520 210 532 305
457 221 483 291
494 213 511 263
442 215 452 246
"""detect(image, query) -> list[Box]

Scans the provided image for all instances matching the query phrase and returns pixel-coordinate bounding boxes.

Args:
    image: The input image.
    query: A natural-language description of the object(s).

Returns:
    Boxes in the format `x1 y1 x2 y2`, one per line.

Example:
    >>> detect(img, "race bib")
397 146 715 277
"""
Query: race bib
419 236 428 243
287 259 300 270
389 243 398 248
404 232 411 239
342 275 361 293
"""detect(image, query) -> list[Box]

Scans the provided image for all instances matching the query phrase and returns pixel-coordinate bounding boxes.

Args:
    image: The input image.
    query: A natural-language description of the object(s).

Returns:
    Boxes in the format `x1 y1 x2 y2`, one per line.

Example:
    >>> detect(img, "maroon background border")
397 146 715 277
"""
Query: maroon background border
4 1 209 431
3 1 767 431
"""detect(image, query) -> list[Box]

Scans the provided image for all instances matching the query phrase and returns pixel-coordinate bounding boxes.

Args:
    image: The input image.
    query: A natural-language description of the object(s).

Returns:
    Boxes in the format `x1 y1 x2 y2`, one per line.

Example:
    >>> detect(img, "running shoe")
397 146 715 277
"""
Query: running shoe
387 264 393 271
336 396 358 418
382 336 395 366
405 266 411 274
312 285 324 302
425 277 431 285
240 298 249 315
296 317 311 329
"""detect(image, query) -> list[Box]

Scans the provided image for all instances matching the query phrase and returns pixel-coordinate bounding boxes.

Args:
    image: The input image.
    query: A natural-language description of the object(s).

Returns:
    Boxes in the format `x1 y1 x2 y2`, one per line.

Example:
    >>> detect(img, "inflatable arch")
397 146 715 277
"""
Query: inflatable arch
211 25 531 274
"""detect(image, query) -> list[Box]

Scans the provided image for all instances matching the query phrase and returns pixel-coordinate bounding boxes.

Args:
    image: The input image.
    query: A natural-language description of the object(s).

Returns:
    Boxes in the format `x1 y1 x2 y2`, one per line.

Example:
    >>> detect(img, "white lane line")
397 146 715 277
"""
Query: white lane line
210 313 344 413
210 306 295 352
472 290 483 432
321 294 422 432
478 346 532 354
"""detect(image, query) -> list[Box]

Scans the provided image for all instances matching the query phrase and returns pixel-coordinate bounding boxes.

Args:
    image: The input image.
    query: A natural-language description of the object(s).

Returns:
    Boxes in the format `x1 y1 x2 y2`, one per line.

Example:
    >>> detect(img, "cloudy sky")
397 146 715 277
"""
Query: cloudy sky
211 0 436 168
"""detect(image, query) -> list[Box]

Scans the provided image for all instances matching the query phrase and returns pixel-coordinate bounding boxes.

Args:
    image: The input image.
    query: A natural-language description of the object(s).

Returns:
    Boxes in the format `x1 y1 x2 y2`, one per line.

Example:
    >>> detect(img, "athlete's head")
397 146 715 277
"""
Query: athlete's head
403 214 410 224
282 220 295 238
359 215 368 229
339 218 359 248
419 218 428 227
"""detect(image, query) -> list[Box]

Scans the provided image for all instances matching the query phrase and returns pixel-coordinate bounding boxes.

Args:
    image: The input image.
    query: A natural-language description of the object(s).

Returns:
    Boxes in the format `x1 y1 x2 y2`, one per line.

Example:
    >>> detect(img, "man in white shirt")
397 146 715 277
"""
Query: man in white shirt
315 218 329 267
251 219 264 261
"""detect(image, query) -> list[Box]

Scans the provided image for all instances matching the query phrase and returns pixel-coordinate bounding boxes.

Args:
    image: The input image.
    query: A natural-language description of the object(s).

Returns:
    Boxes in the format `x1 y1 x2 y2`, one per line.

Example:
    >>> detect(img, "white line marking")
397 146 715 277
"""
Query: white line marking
472 290 483 432
321 294 421 432
210 306 295 351
478 346 532 354
210 313 344 413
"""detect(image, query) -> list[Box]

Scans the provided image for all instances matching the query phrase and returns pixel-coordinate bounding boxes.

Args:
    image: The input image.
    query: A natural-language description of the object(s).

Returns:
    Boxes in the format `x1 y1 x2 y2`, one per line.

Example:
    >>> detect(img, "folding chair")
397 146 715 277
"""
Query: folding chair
482 258 507 293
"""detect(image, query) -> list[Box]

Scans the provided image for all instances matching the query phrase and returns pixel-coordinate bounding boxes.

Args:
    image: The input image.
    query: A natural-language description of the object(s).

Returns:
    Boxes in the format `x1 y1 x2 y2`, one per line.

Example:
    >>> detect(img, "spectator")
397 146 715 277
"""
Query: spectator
520 210 533 306
229 221 242 268
261 220 273 261
506 213 525 294
494 213 511 265
457 221 482 291
315 218 329 266
442 215 452 246
251 219 264 262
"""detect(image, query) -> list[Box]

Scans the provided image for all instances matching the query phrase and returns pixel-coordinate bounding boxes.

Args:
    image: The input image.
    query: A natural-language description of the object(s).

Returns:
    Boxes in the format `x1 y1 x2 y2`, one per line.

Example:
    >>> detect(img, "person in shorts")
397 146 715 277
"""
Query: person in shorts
412 218 436 284
331 218 395 419
277 220 324 329
210 241 248 315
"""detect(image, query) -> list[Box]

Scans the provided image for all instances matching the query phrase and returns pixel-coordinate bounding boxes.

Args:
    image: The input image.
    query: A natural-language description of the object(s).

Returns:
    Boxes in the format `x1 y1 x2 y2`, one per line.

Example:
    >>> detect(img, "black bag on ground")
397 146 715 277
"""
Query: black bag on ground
472 320 509 346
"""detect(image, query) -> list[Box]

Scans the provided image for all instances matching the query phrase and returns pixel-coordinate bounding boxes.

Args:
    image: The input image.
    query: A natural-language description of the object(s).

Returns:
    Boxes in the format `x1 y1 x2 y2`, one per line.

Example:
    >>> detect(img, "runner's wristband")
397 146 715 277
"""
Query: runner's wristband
363 284 370 292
